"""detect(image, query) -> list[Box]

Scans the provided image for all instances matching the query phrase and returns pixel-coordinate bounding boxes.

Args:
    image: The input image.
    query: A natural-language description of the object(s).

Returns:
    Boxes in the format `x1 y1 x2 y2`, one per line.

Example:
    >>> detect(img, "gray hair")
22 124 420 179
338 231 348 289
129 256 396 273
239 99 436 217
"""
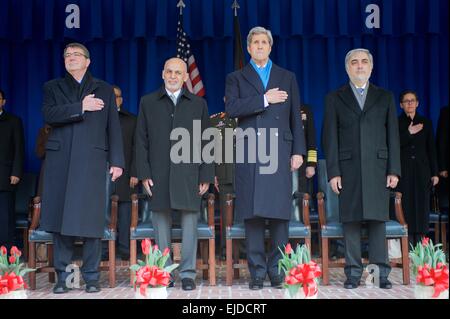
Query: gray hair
63 43 90 59
247 26 273 47
345 48 373 70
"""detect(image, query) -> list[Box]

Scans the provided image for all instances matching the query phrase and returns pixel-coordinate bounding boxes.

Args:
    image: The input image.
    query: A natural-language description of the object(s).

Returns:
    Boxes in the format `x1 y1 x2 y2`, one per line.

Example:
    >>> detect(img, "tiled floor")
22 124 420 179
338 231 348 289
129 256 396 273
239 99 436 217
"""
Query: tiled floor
25 260 418 299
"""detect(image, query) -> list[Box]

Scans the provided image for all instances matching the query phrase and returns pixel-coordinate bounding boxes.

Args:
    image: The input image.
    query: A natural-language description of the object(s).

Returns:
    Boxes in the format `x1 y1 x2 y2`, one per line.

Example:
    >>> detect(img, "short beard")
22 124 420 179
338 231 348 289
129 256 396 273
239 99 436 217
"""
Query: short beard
349 74 370 84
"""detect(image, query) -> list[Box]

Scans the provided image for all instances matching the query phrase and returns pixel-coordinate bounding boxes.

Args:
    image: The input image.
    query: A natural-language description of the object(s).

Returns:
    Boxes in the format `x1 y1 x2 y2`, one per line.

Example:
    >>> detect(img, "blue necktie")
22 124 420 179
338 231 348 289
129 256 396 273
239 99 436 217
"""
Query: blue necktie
357 87 364 96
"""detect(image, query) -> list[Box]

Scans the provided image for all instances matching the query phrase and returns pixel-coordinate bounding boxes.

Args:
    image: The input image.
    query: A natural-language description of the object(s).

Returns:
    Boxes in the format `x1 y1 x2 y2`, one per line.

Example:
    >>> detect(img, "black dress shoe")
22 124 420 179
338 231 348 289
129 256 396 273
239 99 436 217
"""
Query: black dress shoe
270 275 284 289
379 278 392 289
343 278 360 289
53 283 70 294
85 281 101 293
181 278 196 291
249 277 264 290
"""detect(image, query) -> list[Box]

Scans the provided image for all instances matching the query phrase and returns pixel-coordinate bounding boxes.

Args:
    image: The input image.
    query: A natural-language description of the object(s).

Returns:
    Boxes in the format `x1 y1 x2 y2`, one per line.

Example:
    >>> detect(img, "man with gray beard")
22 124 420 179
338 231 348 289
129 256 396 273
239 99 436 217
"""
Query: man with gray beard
322 48 401 289
135 57 214 291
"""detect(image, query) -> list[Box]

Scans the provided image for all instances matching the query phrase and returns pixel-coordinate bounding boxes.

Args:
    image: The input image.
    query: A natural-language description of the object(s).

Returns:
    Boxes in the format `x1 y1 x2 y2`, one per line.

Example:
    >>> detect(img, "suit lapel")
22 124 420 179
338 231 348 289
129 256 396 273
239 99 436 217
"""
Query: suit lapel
266 63 281 91
0 111 7 122
338 84 362 115
362 83 382 114
58 75 78 104
58 72 100 103
242 64 264 94
79 72 99 98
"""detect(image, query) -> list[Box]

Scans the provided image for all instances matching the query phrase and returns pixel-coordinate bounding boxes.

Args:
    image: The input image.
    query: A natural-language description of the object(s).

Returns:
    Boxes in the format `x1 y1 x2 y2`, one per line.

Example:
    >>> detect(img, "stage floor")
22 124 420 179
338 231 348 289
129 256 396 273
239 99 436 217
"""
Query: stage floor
26 260 417 299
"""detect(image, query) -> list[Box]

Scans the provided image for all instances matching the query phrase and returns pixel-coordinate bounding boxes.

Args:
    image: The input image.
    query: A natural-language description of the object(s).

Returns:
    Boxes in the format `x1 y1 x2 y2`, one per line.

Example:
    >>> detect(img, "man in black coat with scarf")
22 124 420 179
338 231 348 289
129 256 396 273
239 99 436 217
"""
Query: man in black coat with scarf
225 26 306 290
322 48 401 289
40 43 124 294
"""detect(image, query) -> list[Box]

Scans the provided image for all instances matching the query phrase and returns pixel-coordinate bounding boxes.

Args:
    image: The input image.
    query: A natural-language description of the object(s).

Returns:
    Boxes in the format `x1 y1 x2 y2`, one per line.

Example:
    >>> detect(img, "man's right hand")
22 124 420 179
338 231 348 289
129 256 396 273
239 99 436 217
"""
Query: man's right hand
130 177 139 188
142 179 154 197
265 88 288 104
82 94 104 112
330 176 342 195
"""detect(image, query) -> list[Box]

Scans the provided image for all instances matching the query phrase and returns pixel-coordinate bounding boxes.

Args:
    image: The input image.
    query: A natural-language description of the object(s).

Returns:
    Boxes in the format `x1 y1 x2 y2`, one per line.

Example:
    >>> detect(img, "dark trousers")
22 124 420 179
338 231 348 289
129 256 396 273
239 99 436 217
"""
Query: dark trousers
53 233 102 284
0 191 15 246
244 217 288 279
343 221 391 280
152 210 199 280
298 166 314 196
117 201 131 256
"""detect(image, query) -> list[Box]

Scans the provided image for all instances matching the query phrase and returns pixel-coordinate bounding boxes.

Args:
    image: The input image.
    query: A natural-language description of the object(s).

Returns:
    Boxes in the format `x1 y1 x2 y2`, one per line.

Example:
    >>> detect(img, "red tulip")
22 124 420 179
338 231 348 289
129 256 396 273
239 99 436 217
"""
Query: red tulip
422 237 430 246
10 246 21 257
153 245 159 252
163 248 170 256
9 256 16 264
141 238 151 255
0 246 6 256
285 243 292 254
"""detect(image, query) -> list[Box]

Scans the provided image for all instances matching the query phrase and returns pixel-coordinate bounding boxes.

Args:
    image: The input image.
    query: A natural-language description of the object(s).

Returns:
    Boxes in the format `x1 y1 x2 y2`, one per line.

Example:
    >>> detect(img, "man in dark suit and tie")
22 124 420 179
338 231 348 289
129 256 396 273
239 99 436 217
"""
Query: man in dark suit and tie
135 57 214 291
0 89 25 248
322 48 401 289
225 26 306 290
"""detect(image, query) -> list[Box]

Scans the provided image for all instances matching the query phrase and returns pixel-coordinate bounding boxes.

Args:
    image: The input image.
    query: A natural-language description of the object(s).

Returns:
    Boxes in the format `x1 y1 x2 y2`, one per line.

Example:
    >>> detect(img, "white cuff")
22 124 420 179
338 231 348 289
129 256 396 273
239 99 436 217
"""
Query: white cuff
263 95 269 108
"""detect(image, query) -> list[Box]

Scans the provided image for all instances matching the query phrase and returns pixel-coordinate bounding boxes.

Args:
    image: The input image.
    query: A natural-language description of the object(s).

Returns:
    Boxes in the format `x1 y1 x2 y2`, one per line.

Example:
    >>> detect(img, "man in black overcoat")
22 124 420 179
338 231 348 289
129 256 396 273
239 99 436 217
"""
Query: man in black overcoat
135 57 214 291
225 26 306 290
0 89 25 247
322 48 401 289
40 43 124 294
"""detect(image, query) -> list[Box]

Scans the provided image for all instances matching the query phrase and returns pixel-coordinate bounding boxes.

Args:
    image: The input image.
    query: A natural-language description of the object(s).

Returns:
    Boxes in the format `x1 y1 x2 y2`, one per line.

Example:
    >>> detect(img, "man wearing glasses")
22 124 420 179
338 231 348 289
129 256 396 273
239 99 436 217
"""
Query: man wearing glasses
40 43 124 294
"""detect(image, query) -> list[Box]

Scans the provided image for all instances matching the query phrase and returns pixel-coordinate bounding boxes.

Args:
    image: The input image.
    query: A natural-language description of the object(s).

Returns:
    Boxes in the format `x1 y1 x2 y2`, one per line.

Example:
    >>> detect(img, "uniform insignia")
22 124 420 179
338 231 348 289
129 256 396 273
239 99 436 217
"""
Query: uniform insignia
302 113 307 121
217 120 225 129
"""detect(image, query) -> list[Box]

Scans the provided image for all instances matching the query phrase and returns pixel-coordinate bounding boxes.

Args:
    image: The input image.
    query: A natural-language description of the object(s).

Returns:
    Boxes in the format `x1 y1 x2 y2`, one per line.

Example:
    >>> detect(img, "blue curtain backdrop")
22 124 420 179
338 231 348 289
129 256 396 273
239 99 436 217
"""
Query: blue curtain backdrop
0 0 448 173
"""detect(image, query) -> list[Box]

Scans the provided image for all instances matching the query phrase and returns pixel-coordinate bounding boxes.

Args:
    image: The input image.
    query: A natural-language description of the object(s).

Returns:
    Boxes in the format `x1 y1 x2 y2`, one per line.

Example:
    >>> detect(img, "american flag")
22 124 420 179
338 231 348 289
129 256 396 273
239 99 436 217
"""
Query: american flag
176 18 206 97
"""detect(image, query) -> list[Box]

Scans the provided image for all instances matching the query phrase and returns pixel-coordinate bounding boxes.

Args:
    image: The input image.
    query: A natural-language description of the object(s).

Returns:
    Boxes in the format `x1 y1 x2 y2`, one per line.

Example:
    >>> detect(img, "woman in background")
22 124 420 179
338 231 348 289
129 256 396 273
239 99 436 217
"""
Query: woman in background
397 90 439 245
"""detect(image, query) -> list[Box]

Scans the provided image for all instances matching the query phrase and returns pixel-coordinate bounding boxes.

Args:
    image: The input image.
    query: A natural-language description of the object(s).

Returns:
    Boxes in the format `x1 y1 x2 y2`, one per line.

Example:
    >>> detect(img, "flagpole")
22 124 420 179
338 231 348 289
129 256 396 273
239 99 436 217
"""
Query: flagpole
177 0 185 16
232 0 240 17
232 0 244 70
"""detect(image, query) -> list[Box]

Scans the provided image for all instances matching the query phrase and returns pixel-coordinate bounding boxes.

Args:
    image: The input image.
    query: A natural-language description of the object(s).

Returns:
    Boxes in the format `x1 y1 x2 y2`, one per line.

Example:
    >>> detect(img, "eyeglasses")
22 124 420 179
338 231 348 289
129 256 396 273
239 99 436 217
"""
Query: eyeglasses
401 99 417 104
63 52 87 58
